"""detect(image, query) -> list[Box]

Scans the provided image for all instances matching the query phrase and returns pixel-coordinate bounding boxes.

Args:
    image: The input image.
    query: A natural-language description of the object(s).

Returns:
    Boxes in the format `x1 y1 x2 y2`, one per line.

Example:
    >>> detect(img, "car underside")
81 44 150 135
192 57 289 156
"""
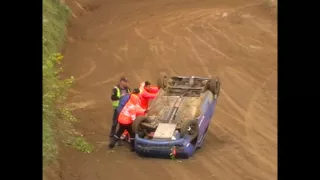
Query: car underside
133 74 220 142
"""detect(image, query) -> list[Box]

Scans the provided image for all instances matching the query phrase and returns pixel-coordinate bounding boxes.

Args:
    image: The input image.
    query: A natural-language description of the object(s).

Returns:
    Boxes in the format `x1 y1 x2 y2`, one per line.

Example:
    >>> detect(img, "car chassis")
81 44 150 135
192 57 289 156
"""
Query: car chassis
133 74 221 159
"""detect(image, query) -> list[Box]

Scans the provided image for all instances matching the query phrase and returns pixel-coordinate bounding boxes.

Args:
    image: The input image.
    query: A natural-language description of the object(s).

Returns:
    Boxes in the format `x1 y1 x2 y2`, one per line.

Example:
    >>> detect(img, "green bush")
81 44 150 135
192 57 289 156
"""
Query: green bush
43 0 70 165
43 0 92 166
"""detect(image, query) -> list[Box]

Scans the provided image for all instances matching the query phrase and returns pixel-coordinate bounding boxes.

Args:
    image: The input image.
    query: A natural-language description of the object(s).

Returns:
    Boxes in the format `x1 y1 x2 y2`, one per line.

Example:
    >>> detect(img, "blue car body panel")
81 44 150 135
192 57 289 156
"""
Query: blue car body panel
135 95 218 159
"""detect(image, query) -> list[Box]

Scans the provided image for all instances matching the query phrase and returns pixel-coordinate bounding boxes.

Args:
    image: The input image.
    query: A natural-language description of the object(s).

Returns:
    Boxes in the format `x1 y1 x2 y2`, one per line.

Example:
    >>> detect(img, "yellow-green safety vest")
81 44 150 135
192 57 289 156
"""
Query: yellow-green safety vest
112 86 130 108
112 86 121 108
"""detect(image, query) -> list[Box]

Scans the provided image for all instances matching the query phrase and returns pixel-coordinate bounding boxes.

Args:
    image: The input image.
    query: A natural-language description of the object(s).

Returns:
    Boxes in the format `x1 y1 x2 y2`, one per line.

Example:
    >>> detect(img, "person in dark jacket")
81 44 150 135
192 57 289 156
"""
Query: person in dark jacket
109 77 130 138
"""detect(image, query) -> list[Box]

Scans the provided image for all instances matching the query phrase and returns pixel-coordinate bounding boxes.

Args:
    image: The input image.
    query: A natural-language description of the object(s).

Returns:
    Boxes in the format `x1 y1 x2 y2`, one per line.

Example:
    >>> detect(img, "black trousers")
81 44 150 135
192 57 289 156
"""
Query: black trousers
109 109 119 137
110 123 135 149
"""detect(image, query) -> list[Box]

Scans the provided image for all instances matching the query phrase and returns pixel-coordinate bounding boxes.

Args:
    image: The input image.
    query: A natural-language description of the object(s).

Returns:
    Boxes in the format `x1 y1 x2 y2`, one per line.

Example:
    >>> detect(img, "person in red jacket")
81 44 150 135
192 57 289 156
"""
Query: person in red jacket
139 81 160 110
108 94 146 151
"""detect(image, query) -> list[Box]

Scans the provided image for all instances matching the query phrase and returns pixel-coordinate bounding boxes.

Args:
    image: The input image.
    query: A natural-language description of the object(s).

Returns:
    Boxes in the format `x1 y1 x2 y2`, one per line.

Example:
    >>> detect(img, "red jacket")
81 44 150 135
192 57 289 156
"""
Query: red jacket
139 86 159 109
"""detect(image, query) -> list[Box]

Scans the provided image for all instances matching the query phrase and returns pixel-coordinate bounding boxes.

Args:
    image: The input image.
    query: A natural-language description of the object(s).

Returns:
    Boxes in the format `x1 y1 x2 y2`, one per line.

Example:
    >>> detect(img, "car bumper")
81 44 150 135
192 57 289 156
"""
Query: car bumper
134 135 196 159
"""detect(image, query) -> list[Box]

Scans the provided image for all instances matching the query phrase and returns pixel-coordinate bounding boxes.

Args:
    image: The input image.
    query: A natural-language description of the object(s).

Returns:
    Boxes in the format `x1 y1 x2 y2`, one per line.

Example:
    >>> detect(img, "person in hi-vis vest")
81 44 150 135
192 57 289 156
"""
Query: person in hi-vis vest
109 77 130 138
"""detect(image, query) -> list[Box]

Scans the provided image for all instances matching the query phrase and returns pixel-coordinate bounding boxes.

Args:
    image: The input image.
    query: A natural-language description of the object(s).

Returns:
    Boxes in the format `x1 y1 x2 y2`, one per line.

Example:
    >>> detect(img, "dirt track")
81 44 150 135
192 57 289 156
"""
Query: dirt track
55 0 277 179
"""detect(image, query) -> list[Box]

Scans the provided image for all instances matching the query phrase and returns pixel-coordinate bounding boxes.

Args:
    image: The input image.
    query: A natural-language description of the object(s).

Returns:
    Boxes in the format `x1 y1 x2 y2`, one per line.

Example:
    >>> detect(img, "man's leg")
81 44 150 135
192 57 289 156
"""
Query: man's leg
108 123 125 149
125 124 135 152
109 109 118 138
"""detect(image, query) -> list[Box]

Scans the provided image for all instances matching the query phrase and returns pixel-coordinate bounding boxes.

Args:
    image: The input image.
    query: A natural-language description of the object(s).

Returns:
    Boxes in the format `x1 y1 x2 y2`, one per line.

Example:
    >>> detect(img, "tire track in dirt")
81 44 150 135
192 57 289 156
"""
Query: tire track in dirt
214 65 277 178
74 58 96 81
244 70 277 139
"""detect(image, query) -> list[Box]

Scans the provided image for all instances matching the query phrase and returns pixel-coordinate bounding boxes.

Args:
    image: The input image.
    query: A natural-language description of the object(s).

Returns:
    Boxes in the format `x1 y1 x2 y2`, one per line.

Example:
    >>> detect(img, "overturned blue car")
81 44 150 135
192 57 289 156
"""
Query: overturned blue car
133 74 221 159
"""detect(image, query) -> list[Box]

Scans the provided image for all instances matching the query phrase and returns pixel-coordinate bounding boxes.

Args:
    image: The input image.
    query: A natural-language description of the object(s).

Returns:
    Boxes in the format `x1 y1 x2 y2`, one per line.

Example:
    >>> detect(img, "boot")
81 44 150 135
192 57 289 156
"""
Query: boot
108 137 119 149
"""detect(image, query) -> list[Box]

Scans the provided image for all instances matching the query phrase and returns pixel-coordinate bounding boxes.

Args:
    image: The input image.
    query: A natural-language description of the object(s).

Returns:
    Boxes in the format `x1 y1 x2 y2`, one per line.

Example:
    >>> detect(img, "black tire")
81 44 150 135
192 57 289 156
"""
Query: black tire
132 116 150 134
157 72 168 89
208 77 221 97
180 119 199 141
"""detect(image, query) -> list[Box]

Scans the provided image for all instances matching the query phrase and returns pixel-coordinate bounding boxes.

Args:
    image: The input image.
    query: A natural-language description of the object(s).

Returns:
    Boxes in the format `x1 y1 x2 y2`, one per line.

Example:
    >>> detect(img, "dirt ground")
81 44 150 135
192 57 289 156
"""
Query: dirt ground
52 0 277 179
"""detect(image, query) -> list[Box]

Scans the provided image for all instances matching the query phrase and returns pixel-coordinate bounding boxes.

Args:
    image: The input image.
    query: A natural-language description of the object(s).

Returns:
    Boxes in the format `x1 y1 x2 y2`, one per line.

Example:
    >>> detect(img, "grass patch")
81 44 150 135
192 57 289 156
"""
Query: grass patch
43 0 93 166
70 136 94 153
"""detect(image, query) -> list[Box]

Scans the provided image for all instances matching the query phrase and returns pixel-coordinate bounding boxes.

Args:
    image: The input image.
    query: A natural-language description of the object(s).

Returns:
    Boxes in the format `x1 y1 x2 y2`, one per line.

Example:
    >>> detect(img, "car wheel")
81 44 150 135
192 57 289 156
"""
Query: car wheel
157 72 168 89
132 116 150 134
180 119 199 141
208 76 221 97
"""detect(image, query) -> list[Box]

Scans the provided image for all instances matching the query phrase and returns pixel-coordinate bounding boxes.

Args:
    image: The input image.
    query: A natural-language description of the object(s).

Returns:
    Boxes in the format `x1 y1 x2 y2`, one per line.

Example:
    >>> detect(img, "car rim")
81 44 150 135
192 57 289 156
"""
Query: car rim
188 124 196 135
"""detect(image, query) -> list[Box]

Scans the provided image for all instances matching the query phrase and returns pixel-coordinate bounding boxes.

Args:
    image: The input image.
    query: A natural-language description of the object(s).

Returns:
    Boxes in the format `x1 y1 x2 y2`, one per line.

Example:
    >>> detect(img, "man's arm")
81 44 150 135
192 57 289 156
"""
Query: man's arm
111 87 120 101
126 87 131 93
135 104 146 114
149 86 159 94
141 91 157 99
